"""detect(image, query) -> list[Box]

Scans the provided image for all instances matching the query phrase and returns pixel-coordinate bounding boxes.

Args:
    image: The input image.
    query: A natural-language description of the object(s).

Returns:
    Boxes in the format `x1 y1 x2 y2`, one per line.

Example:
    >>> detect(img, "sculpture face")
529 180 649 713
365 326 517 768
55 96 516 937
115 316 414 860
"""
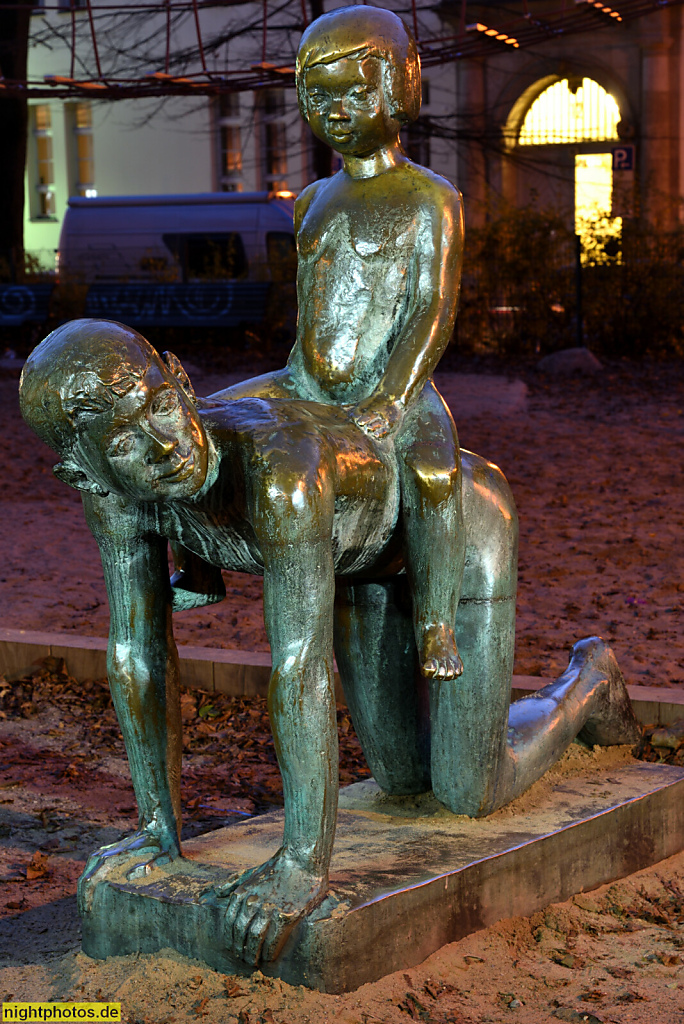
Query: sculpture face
74 357 209 502
304 56 400 156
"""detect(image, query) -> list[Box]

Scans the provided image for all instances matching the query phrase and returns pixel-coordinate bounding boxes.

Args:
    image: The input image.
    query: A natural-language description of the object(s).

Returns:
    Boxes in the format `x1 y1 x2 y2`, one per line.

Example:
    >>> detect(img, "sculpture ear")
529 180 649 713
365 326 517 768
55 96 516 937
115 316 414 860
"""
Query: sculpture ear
162 351 196 403
53 462 109 497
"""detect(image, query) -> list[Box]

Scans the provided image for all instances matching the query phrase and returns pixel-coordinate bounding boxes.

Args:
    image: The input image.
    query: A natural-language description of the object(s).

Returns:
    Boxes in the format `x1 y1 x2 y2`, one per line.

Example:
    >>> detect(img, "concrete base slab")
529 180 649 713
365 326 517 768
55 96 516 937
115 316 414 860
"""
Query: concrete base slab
82 760 684 992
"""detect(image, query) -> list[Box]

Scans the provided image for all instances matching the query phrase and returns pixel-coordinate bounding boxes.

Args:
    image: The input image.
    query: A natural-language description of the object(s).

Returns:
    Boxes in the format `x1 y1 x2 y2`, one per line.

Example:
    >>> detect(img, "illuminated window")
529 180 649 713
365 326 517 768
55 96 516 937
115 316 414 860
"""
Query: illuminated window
259 89 288 192
518 78 620 146
33 105 55 218
575 153 621 263
217 93 243 192
265 122 287 185
70 102 96 197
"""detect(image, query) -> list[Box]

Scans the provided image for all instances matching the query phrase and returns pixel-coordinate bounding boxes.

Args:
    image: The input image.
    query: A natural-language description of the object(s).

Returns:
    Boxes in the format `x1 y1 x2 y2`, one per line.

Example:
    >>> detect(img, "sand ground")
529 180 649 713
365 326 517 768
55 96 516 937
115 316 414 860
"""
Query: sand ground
1 360 682 686
1 356 683 1021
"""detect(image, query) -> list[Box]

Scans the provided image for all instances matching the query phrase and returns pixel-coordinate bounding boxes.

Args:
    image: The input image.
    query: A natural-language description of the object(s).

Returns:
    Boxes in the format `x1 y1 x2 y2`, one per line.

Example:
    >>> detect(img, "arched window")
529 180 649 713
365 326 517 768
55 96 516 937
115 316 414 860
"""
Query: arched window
518 78 620 146
510 76 624 261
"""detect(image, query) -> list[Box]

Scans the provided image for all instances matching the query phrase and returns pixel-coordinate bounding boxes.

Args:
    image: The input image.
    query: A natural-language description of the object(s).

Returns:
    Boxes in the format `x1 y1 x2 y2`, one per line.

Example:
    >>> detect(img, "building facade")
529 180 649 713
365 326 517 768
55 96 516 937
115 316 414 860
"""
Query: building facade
23 0 458 269
24 0 684 270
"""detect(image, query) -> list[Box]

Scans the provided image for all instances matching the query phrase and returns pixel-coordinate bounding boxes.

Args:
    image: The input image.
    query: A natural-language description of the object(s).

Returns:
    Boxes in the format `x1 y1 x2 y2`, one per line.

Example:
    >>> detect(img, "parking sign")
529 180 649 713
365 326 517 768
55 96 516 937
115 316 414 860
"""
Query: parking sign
612 145 634 171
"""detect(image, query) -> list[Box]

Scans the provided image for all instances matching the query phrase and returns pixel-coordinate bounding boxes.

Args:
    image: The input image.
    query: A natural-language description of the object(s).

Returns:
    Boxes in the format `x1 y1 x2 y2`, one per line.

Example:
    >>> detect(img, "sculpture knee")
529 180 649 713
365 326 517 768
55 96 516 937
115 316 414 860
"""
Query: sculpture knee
269 640 335 707
461 452 518 601
402 447 461 508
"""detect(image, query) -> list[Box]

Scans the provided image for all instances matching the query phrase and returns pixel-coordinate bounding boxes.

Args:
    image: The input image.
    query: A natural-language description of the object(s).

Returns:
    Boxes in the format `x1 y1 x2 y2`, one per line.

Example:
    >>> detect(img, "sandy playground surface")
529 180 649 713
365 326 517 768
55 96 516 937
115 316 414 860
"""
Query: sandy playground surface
1 358 682 686
1 355 683 1021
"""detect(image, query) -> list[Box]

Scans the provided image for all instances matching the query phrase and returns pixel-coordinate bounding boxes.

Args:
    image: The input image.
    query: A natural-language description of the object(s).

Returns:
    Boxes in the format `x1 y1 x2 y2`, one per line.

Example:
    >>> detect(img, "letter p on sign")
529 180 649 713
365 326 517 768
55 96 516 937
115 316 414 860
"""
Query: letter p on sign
612 145 634 171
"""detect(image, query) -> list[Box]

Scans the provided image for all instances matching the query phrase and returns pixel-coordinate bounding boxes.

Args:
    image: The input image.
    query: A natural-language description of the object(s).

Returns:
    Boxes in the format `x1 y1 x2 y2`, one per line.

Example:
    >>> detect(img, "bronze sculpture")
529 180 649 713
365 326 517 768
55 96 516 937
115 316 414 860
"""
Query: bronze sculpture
19 6 640 970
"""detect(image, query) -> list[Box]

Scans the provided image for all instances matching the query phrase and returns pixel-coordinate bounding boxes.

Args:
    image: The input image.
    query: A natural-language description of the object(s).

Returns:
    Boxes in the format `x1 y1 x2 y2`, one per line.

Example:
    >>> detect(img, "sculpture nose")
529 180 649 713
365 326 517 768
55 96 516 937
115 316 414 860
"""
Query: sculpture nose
143 422 177 461
328 99 349 121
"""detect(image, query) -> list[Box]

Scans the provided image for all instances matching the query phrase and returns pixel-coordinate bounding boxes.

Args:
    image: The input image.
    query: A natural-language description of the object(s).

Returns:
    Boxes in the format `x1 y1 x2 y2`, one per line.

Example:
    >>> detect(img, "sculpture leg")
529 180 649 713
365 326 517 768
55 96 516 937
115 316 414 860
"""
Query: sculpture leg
428 451 518 815
431 452 640 817
78 537 183 911
334 578 431 795
212 447 338 965
489 636 641 811
396 384 465 679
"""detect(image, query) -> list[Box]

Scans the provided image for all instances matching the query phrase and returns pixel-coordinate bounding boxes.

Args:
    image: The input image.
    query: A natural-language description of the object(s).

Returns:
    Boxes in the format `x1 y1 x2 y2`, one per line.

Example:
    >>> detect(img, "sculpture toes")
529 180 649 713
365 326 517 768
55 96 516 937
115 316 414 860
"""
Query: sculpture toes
242 906 276 966
224 889 246 944
225 890 256 952
261 911 296 963
77 865 102 914
232 894 262 960
423 658 438 677
125 848 170 881
445 655 464 679
81 853 104 881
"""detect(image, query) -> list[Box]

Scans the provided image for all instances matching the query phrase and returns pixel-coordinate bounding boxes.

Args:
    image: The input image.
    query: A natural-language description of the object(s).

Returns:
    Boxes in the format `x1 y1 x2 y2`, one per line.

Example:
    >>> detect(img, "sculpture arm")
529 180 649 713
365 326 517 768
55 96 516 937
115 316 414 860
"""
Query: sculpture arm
294 179 324 237
83 492 182 848
353 187 464 437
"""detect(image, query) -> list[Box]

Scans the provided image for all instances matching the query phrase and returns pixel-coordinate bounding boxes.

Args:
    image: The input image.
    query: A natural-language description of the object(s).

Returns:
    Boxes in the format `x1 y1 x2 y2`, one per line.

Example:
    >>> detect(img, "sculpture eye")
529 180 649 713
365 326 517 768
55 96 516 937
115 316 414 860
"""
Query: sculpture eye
151 389 181 417
350 87 374 105
107 431 137 458
308 91 327 110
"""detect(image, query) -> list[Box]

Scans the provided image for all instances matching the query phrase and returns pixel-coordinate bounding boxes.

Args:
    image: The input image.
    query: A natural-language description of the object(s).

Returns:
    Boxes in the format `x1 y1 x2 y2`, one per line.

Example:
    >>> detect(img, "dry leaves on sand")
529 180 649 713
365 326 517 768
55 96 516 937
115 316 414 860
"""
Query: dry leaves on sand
0 657 371 824
25 851 49 880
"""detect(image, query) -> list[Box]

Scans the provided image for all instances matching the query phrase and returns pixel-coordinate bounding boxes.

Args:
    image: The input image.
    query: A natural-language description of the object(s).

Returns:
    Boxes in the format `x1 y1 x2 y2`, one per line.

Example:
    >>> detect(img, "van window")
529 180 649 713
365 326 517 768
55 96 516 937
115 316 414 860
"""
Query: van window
266 231 296 282
162 232 248 281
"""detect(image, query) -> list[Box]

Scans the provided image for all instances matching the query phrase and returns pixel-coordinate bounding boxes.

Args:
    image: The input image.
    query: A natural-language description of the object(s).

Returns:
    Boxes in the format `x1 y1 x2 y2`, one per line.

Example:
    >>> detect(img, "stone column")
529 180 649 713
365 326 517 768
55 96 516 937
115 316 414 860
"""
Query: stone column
640 8 680 226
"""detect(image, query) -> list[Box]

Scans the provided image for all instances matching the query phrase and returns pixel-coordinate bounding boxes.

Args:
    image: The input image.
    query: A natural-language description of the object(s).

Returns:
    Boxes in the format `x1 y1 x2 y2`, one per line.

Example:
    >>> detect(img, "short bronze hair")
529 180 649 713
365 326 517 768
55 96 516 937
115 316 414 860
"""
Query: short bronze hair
19 319 152 458
296 6 421 125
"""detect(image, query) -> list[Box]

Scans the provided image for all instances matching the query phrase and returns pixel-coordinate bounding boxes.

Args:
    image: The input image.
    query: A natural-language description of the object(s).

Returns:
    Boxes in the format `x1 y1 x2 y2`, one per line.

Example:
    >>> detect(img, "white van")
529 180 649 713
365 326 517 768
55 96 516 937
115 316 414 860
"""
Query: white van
57 192 296 284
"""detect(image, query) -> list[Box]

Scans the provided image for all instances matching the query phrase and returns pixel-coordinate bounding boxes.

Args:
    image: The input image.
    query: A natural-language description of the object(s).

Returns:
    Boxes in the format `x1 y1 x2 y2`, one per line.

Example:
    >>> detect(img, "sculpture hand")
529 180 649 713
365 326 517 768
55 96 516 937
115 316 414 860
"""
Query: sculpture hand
77 828 180 914
203 847 327 966
351 397 403 439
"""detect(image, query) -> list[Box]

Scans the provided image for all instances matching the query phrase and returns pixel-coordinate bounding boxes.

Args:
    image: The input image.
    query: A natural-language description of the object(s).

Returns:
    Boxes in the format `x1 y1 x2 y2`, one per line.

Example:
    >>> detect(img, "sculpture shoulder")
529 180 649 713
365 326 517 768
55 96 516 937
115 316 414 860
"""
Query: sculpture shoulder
82 490 155 545
401 162 463 225
294 178 328 234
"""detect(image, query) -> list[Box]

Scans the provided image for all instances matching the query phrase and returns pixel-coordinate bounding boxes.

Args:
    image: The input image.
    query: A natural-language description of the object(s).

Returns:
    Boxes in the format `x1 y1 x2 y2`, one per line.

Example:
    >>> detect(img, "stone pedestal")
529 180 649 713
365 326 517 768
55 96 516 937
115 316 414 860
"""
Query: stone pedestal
81 760 684 992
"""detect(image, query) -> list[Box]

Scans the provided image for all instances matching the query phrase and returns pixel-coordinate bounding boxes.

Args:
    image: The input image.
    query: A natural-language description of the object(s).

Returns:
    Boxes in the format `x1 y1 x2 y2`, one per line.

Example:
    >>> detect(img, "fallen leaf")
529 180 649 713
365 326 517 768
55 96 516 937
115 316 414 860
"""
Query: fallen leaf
552 951 585 970
193 996 209 1017
26 851 49 880
606 966 633 979
617 989 648 1002
657 953 681 966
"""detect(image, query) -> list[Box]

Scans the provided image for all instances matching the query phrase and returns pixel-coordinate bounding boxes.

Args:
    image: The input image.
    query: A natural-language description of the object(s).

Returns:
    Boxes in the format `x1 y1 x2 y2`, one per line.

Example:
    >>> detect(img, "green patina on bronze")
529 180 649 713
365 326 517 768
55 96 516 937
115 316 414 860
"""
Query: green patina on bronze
19 5 640 972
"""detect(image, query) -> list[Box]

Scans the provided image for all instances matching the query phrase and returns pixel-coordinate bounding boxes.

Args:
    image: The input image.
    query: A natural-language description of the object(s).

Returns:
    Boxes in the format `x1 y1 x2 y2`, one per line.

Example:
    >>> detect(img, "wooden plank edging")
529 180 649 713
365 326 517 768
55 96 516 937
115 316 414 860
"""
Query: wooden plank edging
1 627 682 724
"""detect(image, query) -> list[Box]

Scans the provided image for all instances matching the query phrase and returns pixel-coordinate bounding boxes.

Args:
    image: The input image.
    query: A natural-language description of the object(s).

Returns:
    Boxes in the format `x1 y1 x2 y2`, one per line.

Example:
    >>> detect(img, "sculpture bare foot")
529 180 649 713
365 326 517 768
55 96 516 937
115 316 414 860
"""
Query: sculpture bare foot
573 637 642 747
420 622 463 679
208 847 327 966
77 829 180 913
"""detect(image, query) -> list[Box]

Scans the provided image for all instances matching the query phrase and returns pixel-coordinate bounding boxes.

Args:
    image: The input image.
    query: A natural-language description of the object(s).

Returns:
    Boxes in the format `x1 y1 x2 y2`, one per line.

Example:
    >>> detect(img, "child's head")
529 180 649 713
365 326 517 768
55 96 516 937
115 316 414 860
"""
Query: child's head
296 6 421 128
